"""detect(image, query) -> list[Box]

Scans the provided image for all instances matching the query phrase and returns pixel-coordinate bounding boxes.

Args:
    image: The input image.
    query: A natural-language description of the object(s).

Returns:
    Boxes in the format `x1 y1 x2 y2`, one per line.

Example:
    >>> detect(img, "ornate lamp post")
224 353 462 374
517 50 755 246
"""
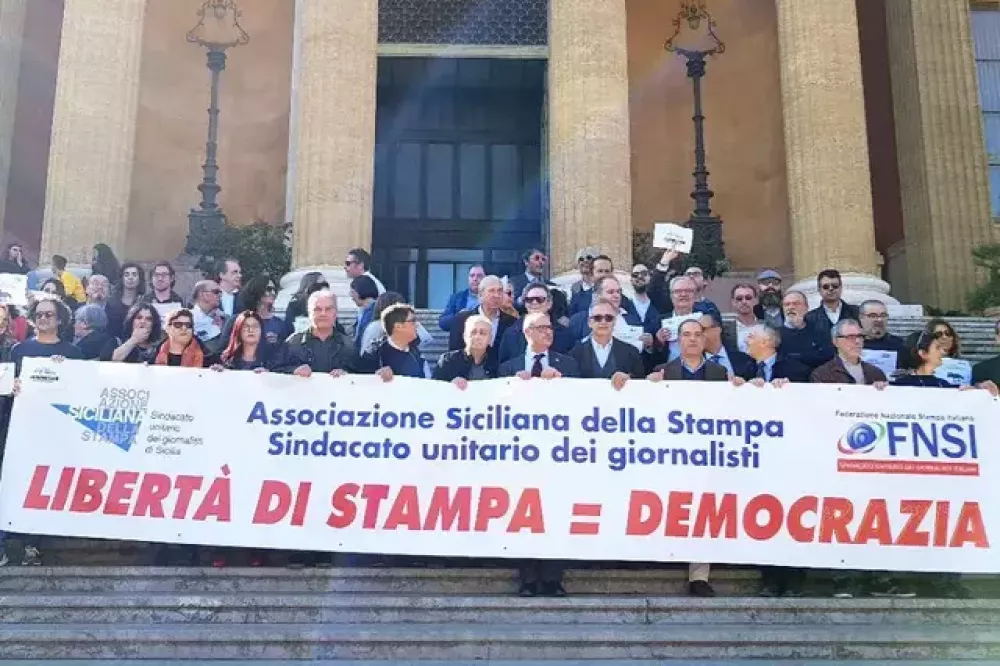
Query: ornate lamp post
185 0 250 253
665 1 726 277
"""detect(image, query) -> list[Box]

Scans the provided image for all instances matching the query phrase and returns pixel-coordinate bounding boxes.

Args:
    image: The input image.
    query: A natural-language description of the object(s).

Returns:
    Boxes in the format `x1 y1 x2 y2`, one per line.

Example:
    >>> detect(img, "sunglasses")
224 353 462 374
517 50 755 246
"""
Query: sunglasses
631 272 649 278
933 329 954 339
734 295 755 302
589 314 616 323
524 296 547 305
34 311 56 320
820 283 841 291
171 321 193 330
265 286 277 293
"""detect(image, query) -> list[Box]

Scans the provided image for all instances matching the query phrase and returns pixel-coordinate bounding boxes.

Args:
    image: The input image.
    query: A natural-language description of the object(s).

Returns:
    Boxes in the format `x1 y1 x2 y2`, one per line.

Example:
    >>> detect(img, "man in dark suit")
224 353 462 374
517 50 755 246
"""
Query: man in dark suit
647 318 744 597
699 311 755 380
449 275 517 370
438 265 484 332
570 297 645 383
498 282 574 363
741 322 809 597
568 255 616 316
507 248 547 309
498 311 578 597
804 269 860 335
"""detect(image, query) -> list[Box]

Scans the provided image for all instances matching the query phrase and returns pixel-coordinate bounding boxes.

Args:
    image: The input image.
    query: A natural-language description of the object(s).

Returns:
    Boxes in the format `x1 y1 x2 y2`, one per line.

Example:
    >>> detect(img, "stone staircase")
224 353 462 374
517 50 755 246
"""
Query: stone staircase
1 564 999 662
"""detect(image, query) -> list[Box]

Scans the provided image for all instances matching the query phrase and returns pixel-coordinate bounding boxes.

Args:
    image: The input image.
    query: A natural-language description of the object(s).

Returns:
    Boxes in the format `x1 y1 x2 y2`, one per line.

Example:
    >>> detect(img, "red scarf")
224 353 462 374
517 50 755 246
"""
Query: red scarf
154 340 204 368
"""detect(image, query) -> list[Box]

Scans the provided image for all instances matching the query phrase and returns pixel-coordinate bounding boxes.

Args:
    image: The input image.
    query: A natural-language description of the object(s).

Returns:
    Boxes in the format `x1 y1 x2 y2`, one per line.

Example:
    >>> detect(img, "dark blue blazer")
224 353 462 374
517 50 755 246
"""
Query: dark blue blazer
438 289 476 332
778 323 835 369
498 319 574 364
714 345 756 381
499 350 580 378
566 298 653 344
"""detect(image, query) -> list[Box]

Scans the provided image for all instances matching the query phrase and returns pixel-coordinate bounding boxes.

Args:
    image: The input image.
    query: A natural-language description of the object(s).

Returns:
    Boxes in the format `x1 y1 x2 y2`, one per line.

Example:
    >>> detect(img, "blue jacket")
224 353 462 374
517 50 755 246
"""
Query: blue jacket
354 301 377 353
778 323 835 369
438 289 477 332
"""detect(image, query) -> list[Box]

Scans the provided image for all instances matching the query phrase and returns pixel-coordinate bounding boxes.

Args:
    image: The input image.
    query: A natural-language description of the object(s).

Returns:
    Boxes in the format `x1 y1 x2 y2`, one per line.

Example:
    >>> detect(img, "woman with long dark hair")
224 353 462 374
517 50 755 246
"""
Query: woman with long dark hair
921 318 971 386
284 272 329 329
216 311 277 372
90 243 121 284
108 304 163 362
114 262 146 309
2 243 30 274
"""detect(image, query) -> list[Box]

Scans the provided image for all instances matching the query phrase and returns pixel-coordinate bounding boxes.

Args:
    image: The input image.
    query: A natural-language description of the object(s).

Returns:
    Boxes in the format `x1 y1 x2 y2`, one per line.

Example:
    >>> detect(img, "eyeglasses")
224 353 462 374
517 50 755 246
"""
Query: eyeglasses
837 334 864 342
589 314 616 323
528 324 553 332
171 321 193 330
820 283 841 291
34 311 56 320
524 296 547 305
862 312 888 320
933 329 954 339
733 295 755 302
344 259 359 267
631 272 649 278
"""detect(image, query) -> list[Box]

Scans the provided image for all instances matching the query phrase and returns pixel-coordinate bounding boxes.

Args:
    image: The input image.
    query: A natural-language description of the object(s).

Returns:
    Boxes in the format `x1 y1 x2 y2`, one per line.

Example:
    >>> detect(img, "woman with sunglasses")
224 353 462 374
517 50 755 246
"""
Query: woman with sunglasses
146 309 211 368
896 330 997 394
922 318 971 386
109 304 163 363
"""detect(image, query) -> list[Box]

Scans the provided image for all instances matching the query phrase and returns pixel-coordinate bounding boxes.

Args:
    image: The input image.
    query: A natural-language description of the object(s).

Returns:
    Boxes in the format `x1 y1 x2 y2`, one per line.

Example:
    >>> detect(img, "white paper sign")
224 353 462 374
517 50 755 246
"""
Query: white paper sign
660 313 701 341
862 350 898 378
0 362 14 395
0 273 28 306
653 223 694 253
935 358 973 386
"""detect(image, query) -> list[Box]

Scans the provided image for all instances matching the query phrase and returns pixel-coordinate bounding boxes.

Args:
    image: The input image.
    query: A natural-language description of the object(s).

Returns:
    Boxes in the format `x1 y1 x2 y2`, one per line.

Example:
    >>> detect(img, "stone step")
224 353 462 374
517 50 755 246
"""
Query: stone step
4 622 999 660
1 595 997 627
10 662 1000 666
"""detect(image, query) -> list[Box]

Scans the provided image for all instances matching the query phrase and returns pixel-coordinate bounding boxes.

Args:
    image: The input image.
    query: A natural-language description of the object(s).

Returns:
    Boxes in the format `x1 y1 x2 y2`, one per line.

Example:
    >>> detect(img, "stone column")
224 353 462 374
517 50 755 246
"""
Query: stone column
279 0 377 313
40 0 146 267
775 0 896 306
548 0 632 280
885 0 994 311
0 0 26 240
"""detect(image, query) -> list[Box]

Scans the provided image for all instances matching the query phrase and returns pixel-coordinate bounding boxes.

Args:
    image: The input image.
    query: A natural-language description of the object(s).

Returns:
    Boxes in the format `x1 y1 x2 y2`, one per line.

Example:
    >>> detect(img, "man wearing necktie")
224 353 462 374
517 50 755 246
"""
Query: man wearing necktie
743 323 810 597
699 311 755 380
498 311 579 597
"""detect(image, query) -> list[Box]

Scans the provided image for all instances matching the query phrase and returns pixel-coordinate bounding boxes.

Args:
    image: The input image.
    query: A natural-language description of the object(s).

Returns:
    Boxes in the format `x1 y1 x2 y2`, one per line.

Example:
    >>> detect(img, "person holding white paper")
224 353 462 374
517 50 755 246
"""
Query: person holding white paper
859 300 906 370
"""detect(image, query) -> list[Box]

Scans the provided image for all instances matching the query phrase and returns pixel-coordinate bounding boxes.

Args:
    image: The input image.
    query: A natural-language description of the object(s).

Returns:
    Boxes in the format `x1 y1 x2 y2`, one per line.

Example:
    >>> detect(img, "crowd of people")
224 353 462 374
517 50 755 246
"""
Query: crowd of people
0 241 996 600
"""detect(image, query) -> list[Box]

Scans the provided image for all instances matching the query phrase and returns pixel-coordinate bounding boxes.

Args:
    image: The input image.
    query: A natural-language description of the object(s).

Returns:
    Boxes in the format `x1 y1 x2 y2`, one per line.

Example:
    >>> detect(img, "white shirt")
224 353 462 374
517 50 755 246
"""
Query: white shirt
633 295 652 322
192 305 222 342
705 347 733 375
365 271 386 295
590 337 614 368
524 348 549 374
481 308 500 344
220 290 236 317
736 319 757 353
825 302 843 325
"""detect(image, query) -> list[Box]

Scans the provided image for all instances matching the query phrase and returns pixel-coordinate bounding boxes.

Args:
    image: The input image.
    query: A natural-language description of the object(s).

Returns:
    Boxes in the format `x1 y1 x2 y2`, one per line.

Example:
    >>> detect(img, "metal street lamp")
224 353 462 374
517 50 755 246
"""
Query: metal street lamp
665 0 727 277
184 0 250 253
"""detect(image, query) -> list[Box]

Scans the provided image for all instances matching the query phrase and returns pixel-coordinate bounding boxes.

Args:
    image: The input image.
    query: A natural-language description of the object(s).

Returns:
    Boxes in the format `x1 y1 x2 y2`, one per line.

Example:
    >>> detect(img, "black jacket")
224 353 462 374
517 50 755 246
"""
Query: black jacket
499 350 580 378
804 301 860 334
448 309 517 370
709 345 755 381
779 323 835 369
277 329 358 374
433 349 499 382
570 338 645 379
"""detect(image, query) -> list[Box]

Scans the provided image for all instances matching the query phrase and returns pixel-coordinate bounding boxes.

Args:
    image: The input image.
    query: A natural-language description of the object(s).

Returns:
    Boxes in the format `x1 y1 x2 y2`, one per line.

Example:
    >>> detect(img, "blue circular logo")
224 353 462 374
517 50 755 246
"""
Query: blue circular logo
837 423 883 455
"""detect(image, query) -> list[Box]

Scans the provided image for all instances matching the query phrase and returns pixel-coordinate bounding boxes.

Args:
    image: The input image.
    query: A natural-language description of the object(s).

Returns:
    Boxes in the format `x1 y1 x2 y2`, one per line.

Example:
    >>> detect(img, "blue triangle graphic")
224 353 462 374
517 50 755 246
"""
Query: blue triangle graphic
52 403 142 452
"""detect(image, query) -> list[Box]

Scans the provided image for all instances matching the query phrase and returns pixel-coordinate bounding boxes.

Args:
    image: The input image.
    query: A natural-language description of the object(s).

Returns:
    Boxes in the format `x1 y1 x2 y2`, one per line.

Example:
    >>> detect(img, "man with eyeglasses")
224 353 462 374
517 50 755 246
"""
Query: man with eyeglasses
653 276 717 363
804 269 860 334
498 283 573 364
143 261 185 307
683 266 720 316
778 291 834 370
344 248 386 295
567 276 654 355
570 247 600 299
569 255 618 316
570 297 645 384
731 283 760 353
754 269 784 327
859 300 907 371
699 311 754 380
190 280 227 355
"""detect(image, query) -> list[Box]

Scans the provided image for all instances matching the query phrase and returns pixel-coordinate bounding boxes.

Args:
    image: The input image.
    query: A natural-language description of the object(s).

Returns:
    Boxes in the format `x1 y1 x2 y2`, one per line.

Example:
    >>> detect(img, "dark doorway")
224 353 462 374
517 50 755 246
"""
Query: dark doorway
372 57 545 308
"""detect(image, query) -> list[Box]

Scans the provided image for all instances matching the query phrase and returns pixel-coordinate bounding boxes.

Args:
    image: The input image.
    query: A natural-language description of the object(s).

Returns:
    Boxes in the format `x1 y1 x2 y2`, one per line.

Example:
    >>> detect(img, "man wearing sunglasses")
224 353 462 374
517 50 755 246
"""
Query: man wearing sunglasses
190 280 228 355
569 297 645 385
498 283 573 364
804 269 860 335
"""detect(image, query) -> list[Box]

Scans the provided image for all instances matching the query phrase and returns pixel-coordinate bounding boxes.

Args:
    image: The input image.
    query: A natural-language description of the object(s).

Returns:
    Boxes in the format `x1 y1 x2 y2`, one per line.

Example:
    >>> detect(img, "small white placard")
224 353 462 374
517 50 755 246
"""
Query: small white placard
861 349 898 378
0 274 28 306
294 316 311 334
0 362 14 395
653 223 694 253
935 358 973 387
659 313 701 342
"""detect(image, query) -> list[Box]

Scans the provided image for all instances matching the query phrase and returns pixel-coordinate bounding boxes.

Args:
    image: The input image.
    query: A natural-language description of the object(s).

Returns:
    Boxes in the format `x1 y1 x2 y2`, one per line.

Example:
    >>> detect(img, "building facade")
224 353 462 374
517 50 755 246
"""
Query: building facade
0 0 996 310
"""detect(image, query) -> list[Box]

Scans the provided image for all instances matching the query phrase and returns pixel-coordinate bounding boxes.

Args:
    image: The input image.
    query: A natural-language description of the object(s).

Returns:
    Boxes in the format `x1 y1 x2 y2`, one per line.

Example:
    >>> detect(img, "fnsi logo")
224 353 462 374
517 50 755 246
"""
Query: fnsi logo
52 388 150 452
836 419 979 477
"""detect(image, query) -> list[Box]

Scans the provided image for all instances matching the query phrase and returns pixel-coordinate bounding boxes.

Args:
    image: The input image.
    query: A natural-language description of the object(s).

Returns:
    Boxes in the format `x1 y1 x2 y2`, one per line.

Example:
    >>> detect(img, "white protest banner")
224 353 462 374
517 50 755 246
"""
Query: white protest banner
0 273 28 306
935 358 973 387
0 359 997 573
653 223 694 253
861 349 898 378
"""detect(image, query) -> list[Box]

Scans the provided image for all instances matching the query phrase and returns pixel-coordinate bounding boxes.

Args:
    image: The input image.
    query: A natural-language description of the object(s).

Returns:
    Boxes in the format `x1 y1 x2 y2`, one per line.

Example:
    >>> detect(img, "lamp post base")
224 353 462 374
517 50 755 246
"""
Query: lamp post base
185 208 226 255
